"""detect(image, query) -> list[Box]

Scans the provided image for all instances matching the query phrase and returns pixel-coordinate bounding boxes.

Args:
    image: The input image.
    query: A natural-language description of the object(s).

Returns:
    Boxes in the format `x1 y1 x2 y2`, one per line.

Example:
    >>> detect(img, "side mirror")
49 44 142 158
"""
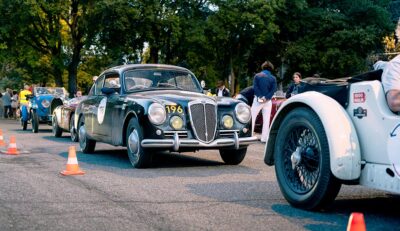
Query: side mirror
101 87 117 95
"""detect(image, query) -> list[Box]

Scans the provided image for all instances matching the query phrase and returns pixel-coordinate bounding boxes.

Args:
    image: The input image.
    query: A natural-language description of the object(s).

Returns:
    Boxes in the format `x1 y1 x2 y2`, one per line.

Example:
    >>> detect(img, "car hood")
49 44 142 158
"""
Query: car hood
126 90 238 106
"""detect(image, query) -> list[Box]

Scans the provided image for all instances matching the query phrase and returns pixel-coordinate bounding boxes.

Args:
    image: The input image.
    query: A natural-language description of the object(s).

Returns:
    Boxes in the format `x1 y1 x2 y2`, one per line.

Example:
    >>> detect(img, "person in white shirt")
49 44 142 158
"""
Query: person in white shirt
381 54 400 112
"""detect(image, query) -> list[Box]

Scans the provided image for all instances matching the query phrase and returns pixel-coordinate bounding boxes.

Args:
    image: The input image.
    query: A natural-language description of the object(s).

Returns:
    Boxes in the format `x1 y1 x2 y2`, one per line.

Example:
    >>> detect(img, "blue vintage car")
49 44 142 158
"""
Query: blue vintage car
21 87 68 133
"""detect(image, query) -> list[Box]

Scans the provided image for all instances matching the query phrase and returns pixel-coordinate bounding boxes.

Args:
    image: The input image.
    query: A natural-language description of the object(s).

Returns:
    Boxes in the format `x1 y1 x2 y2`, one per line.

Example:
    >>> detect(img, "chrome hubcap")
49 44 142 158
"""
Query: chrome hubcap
128 129 140 161
79 124 87 148
291 147 302 169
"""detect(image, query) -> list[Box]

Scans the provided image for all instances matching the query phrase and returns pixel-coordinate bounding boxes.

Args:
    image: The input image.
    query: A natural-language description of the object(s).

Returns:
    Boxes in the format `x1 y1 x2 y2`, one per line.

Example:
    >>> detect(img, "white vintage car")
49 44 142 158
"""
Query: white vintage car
264 70 400 210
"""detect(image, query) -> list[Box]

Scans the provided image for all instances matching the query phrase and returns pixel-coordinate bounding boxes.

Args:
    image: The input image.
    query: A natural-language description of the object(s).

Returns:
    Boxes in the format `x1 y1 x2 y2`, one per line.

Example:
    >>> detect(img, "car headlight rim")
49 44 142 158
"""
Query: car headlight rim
235 103 251 123
170 115 184 130
148 103 167 125
222 115 234 129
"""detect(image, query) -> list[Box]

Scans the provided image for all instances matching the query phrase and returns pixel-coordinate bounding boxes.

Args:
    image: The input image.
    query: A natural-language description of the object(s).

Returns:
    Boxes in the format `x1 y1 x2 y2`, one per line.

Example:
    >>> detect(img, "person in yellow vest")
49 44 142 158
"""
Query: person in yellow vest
19 84 32 106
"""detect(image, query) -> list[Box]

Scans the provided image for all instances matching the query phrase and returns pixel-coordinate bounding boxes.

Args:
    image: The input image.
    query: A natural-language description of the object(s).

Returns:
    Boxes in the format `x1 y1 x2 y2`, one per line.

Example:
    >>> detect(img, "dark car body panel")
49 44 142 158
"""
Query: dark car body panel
75 64 257 152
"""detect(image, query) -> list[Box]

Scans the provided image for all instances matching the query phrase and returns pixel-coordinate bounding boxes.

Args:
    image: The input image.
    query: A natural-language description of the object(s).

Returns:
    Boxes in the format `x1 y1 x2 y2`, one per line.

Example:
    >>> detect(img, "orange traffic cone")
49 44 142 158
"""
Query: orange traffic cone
60 146 85 176
3 136 18 155
0 129 6 146
347 212 366 231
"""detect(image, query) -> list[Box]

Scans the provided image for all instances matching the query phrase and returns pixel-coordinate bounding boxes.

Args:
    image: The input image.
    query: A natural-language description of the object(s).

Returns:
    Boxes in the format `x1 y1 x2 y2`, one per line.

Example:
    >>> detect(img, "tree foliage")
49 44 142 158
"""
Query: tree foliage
0 0 396 93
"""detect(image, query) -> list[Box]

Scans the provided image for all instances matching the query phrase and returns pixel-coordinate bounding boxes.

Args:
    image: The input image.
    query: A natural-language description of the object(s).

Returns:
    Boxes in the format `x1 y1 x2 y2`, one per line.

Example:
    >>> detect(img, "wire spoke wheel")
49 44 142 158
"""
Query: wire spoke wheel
283 127 320 194
274 107 341 210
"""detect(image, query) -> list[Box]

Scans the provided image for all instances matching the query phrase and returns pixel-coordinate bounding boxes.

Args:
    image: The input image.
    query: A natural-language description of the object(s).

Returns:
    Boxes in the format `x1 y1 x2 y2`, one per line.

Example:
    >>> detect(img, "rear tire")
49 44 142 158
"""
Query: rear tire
126 118 152 168
78 116 96 153
274 107 341 210
32 111 39 133
52 115 62 137
220 147 247 165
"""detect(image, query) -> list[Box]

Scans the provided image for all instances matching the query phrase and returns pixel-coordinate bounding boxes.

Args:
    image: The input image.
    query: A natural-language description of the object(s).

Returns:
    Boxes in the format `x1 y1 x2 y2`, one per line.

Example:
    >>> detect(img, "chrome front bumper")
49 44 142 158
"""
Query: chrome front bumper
141 132 258 151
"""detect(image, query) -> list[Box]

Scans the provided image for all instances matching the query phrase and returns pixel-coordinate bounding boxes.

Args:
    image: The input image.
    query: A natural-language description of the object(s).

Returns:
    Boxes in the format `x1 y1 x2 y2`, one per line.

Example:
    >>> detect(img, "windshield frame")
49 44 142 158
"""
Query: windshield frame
122 68 203 94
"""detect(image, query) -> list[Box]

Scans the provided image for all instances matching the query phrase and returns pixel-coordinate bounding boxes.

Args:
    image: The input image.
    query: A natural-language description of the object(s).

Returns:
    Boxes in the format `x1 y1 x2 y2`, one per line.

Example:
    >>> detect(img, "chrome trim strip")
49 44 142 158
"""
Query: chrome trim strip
141 136 258 149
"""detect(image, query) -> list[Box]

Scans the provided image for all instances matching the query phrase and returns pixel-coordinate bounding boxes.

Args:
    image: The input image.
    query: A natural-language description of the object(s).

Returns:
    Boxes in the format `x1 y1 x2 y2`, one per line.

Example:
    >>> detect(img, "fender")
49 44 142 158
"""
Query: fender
265 91 361 180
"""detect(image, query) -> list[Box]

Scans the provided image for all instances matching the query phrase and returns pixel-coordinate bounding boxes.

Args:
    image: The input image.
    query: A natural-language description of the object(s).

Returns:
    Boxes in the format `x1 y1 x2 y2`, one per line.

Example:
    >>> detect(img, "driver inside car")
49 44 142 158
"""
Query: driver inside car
382 54 400 113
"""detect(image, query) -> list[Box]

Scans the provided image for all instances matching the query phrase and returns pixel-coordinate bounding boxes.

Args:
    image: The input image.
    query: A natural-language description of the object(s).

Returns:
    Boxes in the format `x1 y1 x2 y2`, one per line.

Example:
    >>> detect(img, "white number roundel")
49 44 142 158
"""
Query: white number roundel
97 97 107 124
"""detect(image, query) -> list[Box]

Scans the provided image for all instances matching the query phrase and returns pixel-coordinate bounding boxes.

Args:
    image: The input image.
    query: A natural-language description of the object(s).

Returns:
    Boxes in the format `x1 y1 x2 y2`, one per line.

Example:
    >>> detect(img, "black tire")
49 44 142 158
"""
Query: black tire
70 114 78 142
32 111 39 133
274 107 341 210
52 115 62 137
78 115 96 153
126 118 152 168
220 147 247 165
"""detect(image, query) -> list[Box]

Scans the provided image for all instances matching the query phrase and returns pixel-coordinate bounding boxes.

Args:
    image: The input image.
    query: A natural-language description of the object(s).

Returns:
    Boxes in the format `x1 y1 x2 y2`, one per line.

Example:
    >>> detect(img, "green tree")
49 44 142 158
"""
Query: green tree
275 0 394 84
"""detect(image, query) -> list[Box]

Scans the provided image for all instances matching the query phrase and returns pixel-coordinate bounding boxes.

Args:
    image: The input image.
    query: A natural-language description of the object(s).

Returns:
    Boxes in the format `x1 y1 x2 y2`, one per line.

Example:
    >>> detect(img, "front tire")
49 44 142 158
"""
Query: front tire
52 115 62 137
220 147 247 165
78 116 96 153
32 111 39 133
274 107 341 210
126 118 152 168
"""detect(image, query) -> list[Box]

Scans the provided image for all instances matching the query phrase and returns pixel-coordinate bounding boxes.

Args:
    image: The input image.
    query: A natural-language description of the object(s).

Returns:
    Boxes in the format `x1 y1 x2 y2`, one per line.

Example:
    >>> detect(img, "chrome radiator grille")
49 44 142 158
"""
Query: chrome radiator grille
188 100 217 143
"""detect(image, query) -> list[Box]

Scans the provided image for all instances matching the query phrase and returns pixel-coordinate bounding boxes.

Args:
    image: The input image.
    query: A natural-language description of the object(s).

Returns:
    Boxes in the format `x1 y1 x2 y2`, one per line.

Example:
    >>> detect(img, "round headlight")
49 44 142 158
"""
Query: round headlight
148 103 166 125
170 115 184 130
222 115 234 129
235 103 251 123
41 99 50 108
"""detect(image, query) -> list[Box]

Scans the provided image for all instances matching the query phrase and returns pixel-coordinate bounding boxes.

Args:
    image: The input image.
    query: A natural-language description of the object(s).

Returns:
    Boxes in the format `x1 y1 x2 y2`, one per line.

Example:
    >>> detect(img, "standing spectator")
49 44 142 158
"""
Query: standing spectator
382 54 400 112
11 90 19 119
3 88 12 118
215 80 230 97
285 72 302 98
251 61 277 143
19 84 32 106
0 91 3 119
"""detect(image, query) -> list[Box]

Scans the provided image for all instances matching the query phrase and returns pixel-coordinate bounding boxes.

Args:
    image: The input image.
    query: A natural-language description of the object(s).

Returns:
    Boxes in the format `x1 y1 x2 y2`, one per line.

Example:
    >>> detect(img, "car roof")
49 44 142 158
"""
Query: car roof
101 64 192 76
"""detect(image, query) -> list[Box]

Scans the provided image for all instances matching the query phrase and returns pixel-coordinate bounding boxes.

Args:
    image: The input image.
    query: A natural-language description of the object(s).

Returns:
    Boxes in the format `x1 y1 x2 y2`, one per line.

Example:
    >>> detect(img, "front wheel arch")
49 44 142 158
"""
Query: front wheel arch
265 92 361 181
122 112 139 147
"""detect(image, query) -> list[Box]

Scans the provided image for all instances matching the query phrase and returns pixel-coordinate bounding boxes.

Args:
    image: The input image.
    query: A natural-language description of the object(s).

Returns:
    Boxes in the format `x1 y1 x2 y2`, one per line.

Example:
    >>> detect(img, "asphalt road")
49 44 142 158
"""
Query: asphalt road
0 119 399 231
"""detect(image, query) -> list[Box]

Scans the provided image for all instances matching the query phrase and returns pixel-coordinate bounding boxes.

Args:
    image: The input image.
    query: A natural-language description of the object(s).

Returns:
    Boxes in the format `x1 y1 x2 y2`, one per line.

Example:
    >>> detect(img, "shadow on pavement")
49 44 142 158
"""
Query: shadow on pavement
42 135 75 143
58 149 258 178
187 181 400 230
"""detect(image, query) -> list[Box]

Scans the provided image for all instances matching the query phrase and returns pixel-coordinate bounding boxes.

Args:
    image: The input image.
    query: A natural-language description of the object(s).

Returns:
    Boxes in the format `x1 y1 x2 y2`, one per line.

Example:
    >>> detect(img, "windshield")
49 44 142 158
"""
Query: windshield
123 69 202 93
34 87 68 98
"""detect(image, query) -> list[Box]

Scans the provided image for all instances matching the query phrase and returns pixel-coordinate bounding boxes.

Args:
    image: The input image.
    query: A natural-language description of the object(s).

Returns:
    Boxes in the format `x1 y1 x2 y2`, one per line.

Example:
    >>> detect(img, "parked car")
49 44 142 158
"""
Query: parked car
264 69 400 210
75 64 257 168
21 87 67 133
52 96 86 141
254 95 286 133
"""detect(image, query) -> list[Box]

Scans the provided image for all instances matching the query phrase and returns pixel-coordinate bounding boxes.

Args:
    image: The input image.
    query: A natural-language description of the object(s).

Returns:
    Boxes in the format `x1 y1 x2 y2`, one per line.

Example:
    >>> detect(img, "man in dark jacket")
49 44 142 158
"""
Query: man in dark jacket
285 72 302 98
251 61 277 142
215 80 230 97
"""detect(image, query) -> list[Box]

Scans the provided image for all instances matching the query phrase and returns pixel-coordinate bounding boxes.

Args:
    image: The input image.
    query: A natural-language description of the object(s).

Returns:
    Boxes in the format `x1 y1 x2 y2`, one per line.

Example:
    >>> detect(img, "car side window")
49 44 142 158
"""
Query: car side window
94 75 105 95
104 75 120 95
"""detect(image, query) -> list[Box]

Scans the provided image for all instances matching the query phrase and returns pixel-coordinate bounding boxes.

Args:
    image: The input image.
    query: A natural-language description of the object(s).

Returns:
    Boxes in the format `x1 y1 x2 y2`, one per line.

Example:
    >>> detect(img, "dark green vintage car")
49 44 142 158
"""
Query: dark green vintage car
75 64 257 168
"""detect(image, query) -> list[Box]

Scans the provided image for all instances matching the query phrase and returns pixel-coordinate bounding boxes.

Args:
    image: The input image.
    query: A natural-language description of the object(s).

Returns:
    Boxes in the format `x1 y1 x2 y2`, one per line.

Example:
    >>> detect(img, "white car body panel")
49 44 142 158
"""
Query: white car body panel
346 81 397 164
274 92 361 180
272 80 400 193
346 80 400 192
